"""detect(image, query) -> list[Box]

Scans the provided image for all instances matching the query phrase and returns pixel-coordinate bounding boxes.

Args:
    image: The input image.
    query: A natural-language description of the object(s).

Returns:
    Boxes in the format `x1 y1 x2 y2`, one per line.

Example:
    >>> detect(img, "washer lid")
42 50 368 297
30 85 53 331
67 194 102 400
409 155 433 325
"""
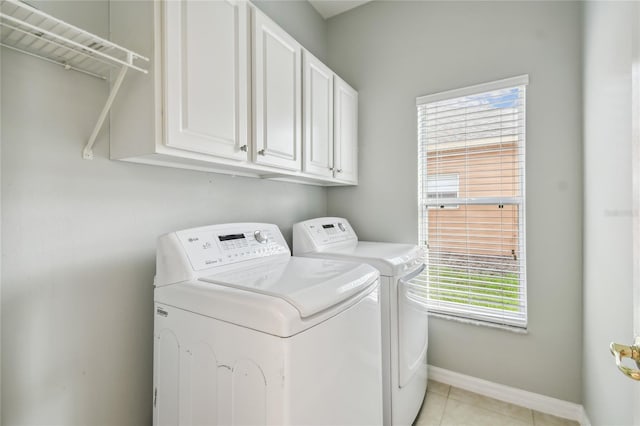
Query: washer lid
309 242 424 277
199 256 379 318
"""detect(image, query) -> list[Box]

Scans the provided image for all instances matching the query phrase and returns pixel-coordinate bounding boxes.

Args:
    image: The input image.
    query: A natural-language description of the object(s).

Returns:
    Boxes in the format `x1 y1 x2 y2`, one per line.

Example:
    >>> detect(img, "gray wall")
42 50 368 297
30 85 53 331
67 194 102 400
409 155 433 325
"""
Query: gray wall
582 2 636 424
0 1 327 424
0 22 3 416
326 1 584 402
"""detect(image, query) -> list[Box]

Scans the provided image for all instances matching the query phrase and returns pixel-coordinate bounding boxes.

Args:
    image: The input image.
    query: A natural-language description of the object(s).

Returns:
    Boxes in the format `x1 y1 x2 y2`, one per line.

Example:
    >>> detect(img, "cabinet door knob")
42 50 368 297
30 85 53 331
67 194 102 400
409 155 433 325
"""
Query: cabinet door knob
337 169 343 173
329 167 334 171
239 145 247 152
258 149 265 156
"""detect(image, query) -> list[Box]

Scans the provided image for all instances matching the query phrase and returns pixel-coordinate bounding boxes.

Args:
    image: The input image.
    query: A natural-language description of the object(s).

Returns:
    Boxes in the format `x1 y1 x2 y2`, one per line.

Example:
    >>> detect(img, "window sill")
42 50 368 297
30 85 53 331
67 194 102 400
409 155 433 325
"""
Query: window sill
427 311 529 335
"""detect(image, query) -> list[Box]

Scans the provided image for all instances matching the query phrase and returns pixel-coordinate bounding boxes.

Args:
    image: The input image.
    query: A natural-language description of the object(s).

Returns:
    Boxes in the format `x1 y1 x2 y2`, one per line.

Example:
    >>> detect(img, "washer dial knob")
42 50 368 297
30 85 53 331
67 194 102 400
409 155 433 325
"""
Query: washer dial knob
254 230 268 244
338 223 346 232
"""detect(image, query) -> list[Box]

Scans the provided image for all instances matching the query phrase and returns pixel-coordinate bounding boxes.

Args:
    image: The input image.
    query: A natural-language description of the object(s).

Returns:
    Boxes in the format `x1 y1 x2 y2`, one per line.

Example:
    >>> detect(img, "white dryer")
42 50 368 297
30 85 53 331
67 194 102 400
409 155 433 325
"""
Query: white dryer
293 217 429 426
153 223 383 426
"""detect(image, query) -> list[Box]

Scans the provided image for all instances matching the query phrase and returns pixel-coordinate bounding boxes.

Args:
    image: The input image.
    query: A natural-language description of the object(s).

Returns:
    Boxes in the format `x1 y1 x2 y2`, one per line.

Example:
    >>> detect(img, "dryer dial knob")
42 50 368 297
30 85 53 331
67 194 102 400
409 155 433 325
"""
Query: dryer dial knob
254 230 269 244
338 223 346 232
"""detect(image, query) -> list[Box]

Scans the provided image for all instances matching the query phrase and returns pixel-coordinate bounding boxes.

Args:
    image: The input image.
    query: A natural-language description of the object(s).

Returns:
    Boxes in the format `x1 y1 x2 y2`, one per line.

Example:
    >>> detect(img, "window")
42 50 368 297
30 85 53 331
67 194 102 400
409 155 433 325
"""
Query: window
416 75 528 329
427 174 459 208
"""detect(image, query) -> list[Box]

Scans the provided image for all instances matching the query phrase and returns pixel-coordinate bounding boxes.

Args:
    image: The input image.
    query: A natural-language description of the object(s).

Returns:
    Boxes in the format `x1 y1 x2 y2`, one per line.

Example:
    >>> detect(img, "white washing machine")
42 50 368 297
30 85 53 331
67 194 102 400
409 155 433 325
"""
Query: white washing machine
293 217 429 426
153 223 383 426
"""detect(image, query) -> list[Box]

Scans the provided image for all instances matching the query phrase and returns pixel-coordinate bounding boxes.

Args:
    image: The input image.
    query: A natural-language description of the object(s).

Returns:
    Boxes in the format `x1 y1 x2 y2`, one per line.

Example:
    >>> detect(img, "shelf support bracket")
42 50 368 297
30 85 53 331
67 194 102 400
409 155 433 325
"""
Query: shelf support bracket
83 63 129 160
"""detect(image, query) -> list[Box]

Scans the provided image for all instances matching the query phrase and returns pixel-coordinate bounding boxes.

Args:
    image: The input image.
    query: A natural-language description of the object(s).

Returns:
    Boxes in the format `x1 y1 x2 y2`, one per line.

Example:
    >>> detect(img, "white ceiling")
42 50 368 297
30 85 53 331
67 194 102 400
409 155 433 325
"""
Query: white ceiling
308 0 372 19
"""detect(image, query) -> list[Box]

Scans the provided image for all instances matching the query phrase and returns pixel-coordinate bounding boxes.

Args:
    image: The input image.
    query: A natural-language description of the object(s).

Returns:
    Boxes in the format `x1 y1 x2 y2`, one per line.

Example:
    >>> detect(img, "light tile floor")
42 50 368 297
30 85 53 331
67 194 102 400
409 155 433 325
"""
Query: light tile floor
413 381 580 426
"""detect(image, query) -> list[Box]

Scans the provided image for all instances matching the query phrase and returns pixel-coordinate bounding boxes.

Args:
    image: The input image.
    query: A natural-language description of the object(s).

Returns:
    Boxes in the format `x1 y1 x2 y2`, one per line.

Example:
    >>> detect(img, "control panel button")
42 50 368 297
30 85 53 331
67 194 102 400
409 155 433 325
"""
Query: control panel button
254 230 268 244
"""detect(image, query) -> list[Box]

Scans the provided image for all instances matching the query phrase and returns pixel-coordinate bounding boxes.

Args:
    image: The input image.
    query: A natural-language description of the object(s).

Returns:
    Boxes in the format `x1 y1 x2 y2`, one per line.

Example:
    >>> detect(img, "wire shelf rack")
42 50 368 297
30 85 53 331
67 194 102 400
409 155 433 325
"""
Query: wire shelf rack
0 0 149 158
0 0 148 79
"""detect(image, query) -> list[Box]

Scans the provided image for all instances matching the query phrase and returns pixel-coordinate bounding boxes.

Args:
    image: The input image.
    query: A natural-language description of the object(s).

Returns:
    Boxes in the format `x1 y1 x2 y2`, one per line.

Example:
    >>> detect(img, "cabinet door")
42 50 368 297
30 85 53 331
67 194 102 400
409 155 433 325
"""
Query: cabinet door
253 9 302 171
303 51 334 178
334 77 358 184
164 0 249 161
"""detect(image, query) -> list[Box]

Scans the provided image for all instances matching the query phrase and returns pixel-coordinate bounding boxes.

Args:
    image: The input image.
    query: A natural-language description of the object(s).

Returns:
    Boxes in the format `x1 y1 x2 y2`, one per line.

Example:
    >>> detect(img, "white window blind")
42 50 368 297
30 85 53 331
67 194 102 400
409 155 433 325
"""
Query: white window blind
416 75 528 329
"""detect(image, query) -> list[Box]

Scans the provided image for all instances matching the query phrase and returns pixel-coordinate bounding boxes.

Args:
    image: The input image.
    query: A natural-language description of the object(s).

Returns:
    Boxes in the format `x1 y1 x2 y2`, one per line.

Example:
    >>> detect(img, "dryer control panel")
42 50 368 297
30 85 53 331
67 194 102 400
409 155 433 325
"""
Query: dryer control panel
293 217 358 254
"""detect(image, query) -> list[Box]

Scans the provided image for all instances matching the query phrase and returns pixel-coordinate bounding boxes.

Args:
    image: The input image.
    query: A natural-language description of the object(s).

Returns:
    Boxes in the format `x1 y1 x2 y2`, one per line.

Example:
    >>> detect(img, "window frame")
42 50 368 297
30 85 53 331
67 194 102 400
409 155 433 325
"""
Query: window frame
416 75 528 329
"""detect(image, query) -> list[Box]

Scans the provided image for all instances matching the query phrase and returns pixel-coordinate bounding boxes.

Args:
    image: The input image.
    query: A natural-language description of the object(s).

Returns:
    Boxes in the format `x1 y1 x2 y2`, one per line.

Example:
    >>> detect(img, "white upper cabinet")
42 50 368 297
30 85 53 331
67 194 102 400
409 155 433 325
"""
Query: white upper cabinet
252 9 303 171
303 51 334 178
110 0 357 185
164 0 249 160
334 76 358 184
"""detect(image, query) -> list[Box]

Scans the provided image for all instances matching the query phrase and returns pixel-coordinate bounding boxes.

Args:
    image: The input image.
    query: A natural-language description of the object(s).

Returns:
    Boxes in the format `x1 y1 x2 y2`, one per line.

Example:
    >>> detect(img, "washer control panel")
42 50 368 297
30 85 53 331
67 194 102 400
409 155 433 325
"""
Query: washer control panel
175 223 289 271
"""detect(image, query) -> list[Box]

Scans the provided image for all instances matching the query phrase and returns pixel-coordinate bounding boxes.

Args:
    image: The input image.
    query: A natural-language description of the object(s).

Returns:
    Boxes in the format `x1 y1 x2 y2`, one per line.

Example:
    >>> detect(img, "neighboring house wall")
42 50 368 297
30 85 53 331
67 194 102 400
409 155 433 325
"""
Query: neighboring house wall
583 2 635 424
327 0 583 402
428 205 519 258
0 1 327 425
426 142 520 257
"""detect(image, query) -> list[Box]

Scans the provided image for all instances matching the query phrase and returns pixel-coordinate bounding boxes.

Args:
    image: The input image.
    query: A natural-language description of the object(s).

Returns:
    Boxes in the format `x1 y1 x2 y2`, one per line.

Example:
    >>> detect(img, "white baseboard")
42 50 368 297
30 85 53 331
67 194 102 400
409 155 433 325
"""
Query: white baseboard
428 365 591 425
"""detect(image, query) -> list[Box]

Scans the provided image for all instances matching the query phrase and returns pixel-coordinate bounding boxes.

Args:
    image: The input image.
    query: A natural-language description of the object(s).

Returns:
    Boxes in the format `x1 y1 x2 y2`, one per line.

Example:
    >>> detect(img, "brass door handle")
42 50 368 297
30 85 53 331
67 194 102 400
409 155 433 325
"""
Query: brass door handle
610 337 640 381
